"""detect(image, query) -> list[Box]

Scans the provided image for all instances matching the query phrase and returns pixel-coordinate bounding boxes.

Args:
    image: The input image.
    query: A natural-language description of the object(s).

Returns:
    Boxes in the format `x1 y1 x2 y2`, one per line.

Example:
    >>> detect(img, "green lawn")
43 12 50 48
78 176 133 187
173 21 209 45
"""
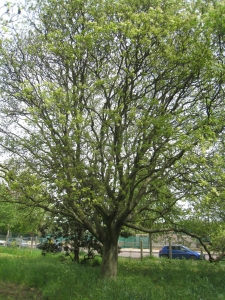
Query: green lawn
0 247 224 300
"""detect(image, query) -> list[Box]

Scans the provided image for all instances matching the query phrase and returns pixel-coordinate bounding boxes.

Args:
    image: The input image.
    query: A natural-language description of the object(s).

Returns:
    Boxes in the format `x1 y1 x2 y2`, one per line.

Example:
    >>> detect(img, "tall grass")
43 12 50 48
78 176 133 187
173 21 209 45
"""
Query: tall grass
0 247 225 300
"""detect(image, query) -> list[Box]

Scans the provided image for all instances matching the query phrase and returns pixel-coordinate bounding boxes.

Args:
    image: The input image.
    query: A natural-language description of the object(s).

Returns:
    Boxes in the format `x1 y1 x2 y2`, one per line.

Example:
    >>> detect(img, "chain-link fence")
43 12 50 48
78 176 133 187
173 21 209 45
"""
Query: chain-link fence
0 234 45 248
0 232 199 250
118 233 199 250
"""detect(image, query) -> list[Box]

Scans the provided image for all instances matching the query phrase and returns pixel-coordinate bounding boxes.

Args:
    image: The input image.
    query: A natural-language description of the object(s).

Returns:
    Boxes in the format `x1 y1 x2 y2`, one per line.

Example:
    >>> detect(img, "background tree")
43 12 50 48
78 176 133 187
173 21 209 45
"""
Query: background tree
0 184 46 236
0 0 225 277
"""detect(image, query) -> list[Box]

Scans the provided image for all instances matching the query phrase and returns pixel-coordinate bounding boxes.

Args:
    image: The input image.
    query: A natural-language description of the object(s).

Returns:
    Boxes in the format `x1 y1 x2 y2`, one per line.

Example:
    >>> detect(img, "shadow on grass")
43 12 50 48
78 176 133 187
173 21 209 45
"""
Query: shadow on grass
0 281 44 300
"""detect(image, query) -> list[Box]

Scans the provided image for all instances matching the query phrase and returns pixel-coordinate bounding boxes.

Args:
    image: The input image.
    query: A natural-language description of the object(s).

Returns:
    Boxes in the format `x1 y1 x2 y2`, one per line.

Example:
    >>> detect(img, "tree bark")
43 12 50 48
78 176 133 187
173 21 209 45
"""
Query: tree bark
73 246 79 262
101 239 119 278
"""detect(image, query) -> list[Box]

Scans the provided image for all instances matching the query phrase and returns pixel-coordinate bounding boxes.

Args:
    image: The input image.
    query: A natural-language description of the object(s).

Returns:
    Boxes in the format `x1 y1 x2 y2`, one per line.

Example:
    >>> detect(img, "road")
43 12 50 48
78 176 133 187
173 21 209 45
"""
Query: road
118 248 213 260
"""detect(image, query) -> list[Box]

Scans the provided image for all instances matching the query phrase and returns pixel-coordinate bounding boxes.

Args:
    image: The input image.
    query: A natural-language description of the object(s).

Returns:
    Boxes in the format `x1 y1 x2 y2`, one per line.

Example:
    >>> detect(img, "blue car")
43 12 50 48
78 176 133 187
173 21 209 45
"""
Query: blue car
159 245 204 260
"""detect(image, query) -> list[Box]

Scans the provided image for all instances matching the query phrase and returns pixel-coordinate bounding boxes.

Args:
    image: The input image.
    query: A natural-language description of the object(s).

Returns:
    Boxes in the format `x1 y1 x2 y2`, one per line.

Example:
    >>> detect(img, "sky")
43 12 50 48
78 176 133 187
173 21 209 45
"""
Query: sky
0 0 25 22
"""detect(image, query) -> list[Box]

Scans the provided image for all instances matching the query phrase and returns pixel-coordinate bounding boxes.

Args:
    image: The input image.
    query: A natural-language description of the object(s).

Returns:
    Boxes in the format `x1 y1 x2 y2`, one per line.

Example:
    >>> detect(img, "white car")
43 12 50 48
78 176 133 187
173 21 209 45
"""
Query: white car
0 240 6 246
6 238 29 247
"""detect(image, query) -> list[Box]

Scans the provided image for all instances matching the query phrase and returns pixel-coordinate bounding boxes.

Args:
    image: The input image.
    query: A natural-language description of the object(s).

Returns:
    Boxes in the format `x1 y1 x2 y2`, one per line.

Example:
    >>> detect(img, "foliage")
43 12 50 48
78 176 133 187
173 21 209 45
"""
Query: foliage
37 234 104 263
37 237 63 255
0 0 225 277
0 184 48 235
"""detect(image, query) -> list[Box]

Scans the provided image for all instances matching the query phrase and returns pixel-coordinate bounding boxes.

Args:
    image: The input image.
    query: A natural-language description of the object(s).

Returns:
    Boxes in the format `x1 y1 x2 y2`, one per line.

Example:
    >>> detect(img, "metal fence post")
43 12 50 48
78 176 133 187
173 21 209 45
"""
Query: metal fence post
140 240 143 259
169 240 172 259
149 233 152 256
201 247 204 259
5 228 10 246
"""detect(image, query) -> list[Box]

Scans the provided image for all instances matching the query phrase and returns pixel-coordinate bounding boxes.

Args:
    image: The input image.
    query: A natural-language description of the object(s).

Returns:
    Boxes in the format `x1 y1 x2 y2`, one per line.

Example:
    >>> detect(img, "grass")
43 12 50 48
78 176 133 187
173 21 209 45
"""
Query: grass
0 247 225 300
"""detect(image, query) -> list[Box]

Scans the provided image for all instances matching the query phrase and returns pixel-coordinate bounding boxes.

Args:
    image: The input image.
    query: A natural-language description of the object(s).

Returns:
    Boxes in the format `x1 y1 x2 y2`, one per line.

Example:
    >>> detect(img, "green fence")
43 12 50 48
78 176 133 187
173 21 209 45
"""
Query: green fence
1 234 150 249
118 236 150 249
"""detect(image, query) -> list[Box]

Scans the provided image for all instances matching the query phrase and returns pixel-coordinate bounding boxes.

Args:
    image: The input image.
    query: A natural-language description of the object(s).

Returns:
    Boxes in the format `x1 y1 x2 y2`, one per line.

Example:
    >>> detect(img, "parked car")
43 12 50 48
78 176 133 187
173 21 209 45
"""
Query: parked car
159 245 205 260
0 240 5 246
6 238 30 248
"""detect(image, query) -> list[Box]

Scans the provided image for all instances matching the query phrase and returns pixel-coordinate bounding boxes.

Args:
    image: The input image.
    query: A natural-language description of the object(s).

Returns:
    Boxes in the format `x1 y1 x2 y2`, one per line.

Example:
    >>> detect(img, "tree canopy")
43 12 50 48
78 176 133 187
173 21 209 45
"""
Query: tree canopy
0 0 225 277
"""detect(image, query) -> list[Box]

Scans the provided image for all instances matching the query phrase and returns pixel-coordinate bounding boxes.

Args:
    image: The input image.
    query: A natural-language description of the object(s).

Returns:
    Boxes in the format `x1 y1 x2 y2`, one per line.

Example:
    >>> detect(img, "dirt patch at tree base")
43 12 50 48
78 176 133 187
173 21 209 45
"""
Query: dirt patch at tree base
0 281 44 300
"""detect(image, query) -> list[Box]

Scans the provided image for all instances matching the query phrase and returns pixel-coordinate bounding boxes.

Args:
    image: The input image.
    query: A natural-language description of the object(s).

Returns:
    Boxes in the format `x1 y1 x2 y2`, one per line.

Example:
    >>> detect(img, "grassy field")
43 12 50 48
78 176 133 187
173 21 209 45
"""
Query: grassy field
0 247 225 300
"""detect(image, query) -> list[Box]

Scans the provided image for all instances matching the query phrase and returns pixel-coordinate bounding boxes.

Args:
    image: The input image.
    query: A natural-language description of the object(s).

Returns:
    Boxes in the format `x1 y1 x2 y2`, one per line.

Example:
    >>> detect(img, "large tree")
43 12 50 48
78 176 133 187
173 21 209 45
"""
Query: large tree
0 0 225 277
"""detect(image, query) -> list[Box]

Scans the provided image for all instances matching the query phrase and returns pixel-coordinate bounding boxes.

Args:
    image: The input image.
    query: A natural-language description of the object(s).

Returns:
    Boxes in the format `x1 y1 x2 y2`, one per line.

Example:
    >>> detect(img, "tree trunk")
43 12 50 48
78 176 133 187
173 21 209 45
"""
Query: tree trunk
101 239 119 278
73 246 79 262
